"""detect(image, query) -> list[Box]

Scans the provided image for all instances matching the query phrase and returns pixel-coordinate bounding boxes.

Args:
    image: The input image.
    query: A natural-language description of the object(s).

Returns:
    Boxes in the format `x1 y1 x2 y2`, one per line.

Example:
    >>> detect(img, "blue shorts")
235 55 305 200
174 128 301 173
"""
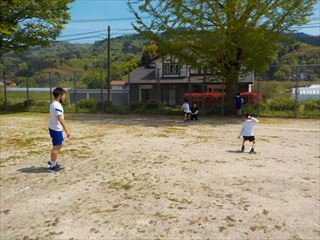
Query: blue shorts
49 128 64 146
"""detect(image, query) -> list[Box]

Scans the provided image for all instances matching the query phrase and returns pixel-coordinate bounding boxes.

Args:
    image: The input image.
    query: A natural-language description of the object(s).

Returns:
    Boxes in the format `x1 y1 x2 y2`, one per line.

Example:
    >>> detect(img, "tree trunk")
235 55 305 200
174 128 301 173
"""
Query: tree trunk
224 67 239 115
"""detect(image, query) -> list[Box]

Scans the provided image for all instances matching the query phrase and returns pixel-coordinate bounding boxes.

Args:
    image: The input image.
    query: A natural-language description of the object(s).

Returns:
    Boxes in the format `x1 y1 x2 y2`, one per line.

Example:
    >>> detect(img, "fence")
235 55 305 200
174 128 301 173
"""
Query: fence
0 65 319 117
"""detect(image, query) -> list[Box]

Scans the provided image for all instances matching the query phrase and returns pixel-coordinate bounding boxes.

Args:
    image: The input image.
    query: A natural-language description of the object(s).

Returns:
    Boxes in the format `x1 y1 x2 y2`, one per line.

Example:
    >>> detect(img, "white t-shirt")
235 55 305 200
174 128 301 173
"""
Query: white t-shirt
240 118 259 136
49 100 64 131
182 102 191 113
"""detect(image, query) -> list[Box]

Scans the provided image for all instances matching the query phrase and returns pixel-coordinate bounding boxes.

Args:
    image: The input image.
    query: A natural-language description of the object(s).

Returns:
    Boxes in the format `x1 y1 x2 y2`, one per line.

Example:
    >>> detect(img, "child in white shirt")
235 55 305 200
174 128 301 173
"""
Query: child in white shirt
181 99 191 122
239 113 259 154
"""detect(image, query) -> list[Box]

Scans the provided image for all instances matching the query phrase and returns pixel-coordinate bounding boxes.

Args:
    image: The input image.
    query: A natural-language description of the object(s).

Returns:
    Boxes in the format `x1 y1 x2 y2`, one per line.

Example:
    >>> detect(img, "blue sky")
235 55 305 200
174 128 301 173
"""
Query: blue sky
57 0 320 43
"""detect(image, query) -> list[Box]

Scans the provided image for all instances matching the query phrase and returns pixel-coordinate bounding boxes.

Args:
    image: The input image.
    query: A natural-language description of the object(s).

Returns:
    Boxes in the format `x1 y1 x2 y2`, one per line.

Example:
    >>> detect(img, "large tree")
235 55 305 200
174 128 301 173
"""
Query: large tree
0 0 74 56
128 0 317 112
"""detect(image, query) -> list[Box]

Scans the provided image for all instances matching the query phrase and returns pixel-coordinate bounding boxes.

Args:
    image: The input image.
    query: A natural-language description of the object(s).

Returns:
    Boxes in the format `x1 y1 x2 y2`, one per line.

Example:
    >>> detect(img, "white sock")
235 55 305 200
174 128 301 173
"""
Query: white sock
50 160 57 167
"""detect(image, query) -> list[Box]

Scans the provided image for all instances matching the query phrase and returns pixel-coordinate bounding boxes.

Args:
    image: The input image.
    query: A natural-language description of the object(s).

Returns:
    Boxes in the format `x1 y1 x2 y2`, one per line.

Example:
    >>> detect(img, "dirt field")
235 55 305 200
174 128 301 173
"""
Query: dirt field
0 113 319 240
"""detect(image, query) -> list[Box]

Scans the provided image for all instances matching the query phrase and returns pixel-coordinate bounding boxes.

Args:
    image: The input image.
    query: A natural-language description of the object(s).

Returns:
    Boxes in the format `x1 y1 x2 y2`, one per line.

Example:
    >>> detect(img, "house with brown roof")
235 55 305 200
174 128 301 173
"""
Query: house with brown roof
111 80 126 90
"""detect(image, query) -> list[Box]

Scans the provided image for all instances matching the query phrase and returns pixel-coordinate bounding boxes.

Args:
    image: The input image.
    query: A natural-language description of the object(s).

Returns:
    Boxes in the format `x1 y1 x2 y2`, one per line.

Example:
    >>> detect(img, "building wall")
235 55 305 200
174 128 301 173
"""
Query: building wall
130 83 192 106
69 89 128 106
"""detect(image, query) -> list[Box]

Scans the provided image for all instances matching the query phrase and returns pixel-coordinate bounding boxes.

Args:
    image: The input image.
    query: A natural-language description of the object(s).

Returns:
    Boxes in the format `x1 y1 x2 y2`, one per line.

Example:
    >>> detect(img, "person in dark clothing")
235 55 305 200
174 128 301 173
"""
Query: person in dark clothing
190 103 199 120
235 93 244 117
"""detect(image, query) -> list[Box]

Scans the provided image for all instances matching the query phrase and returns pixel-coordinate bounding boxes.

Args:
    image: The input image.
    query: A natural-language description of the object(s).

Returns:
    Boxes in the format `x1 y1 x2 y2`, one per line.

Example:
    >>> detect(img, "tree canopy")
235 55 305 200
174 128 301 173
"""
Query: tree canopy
128 0 317 111
0 0 74 56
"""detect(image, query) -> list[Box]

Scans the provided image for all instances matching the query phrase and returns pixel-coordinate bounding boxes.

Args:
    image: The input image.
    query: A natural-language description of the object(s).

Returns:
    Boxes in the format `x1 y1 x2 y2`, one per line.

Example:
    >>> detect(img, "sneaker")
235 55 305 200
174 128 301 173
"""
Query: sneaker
48 165 57 172
241 145 245 152
47 161 59 167
47 161 59 172
249 149 256 154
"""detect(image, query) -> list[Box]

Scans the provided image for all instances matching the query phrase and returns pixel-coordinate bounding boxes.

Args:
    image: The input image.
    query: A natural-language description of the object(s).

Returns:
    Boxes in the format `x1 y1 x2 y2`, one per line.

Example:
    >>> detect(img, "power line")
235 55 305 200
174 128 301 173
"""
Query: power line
70 16 151 23
59 30 105 38
56 34 106 42
76 0 127 1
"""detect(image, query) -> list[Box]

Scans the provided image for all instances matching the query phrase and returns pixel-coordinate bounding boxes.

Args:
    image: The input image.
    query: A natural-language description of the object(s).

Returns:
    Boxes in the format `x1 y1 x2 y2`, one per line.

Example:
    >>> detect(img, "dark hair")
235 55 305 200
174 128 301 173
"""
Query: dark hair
245 113 252 118
53 87 66 98
184 99 188 103
236 92 240 96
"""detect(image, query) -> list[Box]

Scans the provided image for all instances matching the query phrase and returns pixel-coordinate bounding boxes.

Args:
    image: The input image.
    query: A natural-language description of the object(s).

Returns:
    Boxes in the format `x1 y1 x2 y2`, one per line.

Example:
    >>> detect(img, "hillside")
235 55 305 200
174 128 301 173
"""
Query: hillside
0 32 319 88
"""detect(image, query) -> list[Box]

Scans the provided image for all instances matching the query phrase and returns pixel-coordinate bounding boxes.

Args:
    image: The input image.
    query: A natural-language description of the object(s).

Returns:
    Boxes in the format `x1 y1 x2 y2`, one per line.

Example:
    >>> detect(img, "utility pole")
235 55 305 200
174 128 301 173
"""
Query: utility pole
3 71 7 112
128 69 131 113
100 70 104 112
26 78 29 107
107 25 111 102
49 72 53 103
188 67 192 104
156 68 160 114
294 66 299 118
202 74 206 115
73 71 78 113
257 72 260 117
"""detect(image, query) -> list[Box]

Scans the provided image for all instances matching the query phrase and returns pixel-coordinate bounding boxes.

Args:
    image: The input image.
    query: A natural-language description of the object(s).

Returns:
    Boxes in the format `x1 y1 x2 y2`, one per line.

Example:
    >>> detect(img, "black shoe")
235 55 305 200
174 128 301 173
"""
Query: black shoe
249 148 256 154
241 145 245 152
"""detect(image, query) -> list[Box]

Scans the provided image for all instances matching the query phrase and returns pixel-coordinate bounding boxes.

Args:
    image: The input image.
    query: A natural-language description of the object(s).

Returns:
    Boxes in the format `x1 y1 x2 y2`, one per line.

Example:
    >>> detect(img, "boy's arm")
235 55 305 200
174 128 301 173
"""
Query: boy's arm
57 115 70 137
239 124 244 138
251 117 259 123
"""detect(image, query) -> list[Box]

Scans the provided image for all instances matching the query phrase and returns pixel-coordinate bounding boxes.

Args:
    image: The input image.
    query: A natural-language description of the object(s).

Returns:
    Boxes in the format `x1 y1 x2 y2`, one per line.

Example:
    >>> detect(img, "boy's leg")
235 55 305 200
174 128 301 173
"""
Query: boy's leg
252 140 256 149
241 139 246 152
50 145 62 165
250 140 256 153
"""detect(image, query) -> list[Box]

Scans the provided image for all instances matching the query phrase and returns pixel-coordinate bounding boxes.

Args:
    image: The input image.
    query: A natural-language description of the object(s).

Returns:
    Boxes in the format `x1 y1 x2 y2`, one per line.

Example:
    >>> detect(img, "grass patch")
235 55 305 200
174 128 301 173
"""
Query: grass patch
108 181 133 191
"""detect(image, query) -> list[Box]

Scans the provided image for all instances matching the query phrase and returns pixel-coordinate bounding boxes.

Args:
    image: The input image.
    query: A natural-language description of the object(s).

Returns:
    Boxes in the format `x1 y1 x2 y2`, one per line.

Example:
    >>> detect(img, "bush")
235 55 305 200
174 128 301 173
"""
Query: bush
131 101 143 110
240 92 262 104
77 98 98 112
23 99 35 106
183 92 261 110
34 101 50 107
304 100 320 111
97 100 112 111
145 99 158 110
105 105 127 114
270 98 295 111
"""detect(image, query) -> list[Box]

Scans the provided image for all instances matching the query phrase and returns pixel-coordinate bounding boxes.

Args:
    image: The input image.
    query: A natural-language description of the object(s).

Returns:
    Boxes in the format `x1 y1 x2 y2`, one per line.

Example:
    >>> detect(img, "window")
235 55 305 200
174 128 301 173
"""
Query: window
163 63 180 75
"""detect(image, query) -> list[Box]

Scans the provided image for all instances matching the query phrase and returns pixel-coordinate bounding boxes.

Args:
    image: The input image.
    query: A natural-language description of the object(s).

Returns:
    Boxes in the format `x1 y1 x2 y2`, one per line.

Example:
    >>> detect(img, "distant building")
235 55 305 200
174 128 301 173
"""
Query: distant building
129 56 254 106
111 80 127 90
5 81 16 87
291 84 320 101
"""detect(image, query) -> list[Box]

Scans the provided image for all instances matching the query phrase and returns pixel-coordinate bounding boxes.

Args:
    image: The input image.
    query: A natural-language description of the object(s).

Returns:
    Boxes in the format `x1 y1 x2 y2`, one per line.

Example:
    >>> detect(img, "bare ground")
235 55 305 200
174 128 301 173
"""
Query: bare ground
0 113 319 240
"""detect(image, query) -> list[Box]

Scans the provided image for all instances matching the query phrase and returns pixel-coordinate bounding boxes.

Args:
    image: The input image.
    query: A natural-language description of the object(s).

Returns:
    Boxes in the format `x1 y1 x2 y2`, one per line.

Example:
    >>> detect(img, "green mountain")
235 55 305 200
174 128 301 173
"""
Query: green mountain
0 32 319 88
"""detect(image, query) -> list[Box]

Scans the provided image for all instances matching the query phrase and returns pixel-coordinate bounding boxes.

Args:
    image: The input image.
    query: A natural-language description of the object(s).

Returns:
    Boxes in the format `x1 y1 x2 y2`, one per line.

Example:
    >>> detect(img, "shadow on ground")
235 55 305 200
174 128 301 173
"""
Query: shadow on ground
17 166 63 173
226 150 243 153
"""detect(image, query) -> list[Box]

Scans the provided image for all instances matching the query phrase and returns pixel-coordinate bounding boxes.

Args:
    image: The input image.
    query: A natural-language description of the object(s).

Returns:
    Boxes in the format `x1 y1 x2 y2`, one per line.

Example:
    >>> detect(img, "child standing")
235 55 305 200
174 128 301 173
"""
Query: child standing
48 87 70 171
235 93 244 117
238 113 259 154
181 99 191 122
